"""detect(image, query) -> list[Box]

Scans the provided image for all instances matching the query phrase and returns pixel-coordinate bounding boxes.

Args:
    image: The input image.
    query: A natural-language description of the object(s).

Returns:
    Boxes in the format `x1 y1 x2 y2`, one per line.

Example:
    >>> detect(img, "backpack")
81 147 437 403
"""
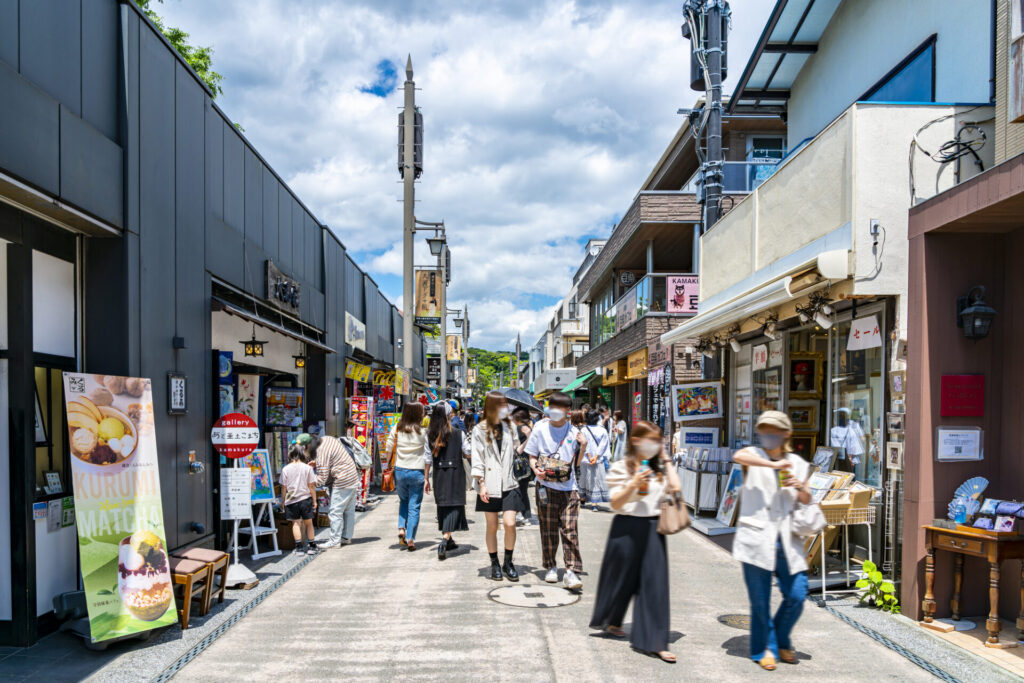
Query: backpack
340 436 372 470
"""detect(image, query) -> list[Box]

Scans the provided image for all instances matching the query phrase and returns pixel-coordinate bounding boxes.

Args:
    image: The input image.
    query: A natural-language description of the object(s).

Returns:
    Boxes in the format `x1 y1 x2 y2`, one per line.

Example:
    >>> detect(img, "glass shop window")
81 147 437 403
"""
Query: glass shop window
785 328 829 461
830 317 885 489
35 365 71 499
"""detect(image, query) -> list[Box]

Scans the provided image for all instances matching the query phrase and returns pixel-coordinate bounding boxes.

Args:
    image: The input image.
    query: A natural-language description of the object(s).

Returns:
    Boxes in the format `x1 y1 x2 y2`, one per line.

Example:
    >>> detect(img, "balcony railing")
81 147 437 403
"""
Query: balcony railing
593 272 697 346
681 160 780 195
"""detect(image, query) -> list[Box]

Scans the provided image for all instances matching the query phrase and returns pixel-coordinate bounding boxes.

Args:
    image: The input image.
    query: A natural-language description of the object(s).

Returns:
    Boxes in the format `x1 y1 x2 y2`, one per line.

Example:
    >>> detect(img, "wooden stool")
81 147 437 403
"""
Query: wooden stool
172 548 229 615
169 557 211 630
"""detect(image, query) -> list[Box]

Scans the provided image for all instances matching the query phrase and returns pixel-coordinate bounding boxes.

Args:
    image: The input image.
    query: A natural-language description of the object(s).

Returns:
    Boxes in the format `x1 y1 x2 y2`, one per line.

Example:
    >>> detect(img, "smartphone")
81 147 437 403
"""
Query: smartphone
538 486 549 505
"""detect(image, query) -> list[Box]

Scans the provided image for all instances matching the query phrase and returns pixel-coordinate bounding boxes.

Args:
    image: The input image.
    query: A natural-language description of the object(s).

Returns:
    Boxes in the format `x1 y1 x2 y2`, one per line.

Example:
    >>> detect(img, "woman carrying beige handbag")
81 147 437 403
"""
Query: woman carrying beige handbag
589 420 682 664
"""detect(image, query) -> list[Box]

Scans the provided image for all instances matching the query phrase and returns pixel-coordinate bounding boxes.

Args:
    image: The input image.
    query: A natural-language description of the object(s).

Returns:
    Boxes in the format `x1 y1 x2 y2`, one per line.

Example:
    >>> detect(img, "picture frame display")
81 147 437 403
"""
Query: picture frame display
789 352 824 399
788 402 818 430
789 431 818 460
716 464 743 526
886 412 905 433
672 382 723 422
890 371 906 396
812 447 838 473
807 472 839 504
886 441 904 471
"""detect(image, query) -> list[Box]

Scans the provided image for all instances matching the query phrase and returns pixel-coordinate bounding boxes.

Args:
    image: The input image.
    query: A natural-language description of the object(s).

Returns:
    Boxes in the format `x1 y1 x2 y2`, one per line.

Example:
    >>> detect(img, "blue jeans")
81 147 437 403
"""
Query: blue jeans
395 468 425 542
741 540 808 661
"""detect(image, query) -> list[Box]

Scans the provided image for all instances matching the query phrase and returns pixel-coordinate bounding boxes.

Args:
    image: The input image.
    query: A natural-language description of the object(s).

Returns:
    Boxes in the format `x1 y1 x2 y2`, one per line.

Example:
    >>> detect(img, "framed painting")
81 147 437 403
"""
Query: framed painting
789 351 824 399
812 447 837 473
788 402 818 430
789 431 818 460
672 382 723 422
242 448 276 502
716 464 743 526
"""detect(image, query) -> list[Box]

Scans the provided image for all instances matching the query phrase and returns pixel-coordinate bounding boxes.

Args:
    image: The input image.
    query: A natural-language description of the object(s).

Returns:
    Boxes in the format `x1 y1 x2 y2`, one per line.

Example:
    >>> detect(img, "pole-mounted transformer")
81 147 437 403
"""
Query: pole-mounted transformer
682 0 730 233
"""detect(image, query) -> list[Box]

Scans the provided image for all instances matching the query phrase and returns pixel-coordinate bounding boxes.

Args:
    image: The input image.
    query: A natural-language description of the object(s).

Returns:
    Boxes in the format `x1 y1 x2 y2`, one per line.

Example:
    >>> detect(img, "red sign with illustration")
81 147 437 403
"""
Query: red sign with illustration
940 374 985 417
211 412 260 459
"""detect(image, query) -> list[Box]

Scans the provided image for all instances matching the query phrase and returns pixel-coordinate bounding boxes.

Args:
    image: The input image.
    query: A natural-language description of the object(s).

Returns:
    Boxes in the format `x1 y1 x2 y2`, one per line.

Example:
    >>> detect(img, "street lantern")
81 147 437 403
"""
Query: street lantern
241 324 267 358
958 285 997 340
426 236 446 256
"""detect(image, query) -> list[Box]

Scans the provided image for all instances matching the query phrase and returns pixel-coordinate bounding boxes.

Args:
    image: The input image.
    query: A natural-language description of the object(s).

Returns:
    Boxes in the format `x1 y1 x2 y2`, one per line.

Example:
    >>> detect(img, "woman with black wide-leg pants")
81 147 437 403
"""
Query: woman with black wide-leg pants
590 420 681 664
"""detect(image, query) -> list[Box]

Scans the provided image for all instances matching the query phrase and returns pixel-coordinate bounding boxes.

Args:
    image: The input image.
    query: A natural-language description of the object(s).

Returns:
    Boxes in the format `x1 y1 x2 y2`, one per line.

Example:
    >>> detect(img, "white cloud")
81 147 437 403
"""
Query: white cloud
157 0 774 349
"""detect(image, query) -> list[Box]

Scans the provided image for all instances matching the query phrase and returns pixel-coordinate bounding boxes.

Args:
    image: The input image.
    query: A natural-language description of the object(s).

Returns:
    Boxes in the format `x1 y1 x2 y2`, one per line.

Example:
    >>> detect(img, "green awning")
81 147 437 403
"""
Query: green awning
561 370 596 394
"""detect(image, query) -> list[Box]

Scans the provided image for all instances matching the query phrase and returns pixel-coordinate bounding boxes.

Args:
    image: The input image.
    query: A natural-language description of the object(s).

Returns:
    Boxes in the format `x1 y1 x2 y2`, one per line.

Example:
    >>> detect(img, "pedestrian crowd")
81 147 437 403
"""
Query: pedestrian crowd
277 392 812 669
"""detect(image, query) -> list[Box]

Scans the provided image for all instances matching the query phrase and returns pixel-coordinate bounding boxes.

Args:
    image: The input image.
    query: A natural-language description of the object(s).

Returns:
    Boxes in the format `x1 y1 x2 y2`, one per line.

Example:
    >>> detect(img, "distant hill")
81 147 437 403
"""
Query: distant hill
468 347 528 395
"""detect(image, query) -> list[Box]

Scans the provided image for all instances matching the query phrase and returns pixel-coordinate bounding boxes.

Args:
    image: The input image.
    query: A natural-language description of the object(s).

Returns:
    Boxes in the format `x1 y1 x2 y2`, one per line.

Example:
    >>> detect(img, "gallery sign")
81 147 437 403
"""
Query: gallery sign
211 412 261 459
62 372 176 643
265 260 300 315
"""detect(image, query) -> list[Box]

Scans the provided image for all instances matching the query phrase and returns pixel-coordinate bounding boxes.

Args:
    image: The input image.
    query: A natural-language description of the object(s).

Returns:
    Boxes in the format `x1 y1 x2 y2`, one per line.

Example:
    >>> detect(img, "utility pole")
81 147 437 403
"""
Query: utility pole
400 55 417 397
439 246 448 396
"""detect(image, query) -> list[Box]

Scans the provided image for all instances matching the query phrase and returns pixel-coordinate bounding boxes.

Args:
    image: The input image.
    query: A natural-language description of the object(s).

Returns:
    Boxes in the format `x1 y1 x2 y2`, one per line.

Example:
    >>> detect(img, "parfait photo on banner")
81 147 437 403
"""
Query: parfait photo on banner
62 372 176 642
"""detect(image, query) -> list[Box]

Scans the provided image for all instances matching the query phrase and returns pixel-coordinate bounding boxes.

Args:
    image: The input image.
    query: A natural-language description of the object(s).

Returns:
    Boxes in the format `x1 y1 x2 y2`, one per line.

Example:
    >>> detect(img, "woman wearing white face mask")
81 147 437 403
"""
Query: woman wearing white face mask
471 391 525 581
732 411 812 671
590 420 682 663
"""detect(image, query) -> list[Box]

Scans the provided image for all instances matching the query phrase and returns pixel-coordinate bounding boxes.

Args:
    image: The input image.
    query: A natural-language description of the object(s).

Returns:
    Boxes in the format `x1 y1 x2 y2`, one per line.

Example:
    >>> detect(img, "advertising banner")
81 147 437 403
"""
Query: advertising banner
345 359 371 383
666 275 699 314
62 372 176 643
350 396 374 449
446 335 462 362
426 355 441 382
414 270 442 325
395 367 409 395
236 374 260 422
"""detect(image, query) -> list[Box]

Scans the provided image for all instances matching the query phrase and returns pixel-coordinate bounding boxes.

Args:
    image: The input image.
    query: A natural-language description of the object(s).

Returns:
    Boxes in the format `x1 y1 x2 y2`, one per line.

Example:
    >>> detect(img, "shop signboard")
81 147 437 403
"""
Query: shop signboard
345 359 371 383
220 468 252 520
211 412 261 459
345 312 366 351
375 382 396 414
424 336 442 355
446 335 462 363
847 315 883 351
940 374 985 417
395 367 409 395
768 340 784 367
265 260 301 316
626 348 648 380
426 355 441 382
752 344 768 371
61 372 177 643
616 289 637 330
603 359 628 386
648 339 670 368
264 388 305 428
647 364 671 432
666 275 699 314
414 269 443 325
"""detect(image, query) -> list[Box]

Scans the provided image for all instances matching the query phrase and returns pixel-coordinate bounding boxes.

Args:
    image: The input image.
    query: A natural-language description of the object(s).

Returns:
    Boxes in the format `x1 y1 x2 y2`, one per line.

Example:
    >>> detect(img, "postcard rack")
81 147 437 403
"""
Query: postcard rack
678 448 734 513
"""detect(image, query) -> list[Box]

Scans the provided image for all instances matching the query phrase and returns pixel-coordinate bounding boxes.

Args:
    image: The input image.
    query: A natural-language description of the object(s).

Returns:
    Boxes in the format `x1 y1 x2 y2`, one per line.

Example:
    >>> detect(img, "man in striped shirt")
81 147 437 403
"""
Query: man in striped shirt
299 434 360 548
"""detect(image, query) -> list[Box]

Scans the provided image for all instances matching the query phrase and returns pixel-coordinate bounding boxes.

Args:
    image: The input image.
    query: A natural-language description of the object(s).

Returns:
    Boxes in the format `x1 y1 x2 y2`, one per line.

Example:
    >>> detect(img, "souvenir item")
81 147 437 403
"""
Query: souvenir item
980 498 1002 516
997 501 1024 516
996 515 1017 533
954 477 989 500
973 517 995 530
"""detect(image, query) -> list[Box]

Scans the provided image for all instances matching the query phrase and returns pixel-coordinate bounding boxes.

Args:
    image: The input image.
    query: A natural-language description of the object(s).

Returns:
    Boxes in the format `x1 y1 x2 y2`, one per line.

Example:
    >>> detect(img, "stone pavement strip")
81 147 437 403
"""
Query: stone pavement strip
171 489 940 682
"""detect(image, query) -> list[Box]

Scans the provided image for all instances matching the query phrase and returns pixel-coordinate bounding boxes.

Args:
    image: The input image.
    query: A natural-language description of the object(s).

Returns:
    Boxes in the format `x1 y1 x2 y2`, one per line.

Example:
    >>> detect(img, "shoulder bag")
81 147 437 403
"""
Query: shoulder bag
341 436 372 470
788 455 826 536
512 428 532 481
657 490 690 535
381 429 397 493
536 425 576 483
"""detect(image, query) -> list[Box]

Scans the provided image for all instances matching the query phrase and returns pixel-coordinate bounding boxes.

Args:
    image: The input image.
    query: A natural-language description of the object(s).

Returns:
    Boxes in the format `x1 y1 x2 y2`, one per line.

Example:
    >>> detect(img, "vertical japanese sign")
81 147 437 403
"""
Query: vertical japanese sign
446 335 462 362
414 270 442 324
62 373 176 643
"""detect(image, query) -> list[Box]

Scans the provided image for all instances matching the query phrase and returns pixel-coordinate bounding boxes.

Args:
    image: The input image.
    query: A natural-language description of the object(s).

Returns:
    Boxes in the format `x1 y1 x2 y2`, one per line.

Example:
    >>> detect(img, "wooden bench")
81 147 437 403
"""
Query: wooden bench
168 557 211 630
172 548 229 614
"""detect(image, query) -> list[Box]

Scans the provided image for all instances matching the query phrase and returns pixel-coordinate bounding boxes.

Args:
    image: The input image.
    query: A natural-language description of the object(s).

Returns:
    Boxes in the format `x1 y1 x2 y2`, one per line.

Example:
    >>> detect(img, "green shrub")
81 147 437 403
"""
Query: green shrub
856 560 900 614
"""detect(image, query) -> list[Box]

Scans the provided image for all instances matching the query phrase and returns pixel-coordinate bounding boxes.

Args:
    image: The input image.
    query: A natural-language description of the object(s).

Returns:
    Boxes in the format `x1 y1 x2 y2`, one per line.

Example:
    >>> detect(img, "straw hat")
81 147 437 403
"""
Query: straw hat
756 410 792 432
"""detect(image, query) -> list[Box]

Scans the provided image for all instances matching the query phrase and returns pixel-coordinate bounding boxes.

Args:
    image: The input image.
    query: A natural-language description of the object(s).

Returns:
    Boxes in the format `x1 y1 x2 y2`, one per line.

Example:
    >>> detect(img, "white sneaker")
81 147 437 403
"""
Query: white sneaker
319 540 340 549
544 568 559 583
563 570 582 590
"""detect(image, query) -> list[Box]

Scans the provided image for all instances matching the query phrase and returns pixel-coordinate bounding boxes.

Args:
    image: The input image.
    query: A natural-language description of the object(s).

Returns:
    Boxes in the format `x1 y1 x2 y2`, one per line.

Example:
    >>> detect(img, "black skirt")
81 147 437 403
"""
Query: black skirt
437 505 469 532
475 487 526 513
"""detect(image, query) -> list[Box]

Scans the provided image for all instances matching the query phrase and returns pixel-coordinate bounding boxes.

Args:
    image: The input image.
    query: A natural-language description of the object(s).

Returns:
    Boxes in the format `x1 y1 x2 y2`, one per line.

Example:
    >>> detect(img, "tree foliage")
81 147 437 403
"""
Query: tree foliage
134 0 224 99
467 348 528 400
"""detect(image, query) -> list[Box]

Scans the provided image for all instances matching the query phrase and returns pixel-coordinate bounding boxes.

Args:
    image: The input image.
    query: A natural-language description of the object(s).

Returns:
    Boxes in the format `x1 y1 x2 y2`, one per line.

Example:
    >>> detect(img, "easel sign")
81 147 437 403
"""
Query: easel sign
237 449 281 561
211 413 264 587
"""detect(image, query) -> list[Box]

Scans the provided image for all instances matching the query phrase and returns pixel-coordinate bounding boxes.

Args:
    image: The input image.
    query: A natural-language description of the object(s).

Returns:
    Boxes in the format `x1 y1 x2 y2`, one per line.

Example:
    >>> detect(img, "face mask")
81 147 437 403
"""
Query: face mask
637 441 661 458
497 407 510 420
548 408 566 422
758 432 786 450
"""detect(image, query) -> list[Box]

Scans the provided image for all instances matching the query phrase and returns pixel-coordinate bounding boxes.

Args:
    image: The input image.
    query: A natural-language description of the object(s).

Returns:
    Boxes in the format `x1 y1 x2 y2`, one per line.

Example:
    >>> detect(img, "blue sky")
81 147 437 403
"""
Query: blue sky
157 0 775 350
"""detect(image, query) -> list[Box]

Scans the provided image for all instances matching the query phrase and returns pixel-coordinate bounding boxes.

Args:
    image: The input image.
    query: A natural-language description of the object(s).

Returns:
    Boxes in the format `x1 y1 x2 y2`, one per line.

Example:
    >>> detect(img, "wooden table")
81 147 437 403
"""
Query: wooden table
922 525 1024 646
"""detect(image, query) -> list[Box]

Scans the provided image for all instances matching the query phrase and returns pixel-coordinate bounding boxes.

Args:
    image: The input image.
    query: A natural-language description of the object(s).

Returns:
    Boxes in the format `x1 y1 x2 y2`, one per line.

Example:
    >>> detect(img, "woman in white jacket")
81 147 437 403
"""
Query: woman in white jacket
471 391 524 582
732 411 812 671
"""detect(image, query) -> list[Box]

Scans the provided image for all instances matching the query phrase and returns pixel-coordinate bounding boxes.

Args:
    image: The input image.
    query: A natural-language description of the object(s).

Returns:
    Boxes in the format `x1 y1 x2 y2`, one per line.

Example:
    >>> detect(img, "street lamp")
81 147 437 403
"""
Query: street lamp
427 236 446 256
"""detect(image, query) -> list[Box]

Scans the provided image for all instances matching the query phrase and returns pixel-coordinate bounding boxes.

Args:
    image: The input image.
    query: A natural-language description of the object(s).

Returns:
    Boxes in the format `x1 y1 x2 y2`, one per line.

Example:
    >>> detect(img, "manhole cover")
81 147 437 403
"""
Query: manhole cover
488 584 581 608
718 614 751 630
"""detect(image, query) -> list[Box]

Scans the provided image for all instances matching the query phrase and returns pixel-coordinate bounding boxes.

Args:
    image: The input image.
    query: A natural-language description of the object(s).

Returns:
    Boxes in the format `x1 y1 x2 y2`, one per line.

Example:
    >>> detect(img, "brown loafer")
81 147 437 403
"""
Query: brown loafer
779 649 796 664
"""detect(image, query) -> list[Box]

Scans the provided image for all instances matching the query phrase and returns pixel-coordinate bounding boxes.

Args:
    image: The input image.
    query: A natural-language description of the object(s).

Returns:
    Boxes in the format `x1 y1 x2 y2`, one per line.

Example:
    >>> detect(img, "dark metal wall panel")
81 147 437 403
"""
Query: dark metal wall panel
305 213 317 289
138 26 179 548
243 146 262 247
124 9 140 233
59 105 123 227
174 62 210 543
222 123 243 233
345 253 363 319
363 276 379 359
307 287 325 331
205 216 243 285
18 0 81 116
261 167 278 259
0 61 59 193
80 0 118 141
243 239 268 303
0 0 19 69
291 200 304 282
277 184 292 272
204 103 223 220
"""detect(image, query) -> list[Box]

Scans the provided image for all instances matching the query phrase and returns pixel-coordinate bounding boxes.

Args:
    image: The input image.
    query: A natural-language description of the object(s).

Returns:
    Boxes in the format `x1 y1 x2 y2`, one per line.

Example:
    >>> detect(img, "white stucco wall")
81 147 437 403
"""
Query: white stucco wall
787 0 992 145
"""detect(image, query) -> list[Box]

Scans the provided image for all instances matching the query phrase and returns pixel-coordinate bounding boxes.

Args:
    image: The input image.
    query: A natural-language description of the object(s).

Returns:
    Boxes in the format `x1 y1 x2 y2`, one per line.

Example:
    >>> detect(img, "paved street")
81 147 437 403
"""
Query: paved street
175 488 933 682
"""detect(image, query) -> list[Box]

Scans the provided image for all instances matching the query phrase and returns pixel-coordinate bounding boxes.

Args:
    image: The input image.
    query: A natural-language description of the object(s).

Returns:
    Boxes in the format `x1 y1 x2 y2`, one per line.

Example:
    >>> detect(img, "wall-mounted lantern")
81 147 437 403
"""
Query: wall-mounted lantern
957 285 996 340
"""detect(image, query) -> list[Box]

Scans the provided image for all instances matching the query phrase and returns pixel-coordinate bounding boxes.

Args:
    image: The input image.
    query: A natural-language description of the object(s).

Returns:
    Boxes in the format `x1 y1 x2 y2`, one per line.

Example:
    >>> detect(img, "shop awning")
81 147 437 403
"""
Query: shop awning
660 249 849 345
562 370 596 394
213 297 333 353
